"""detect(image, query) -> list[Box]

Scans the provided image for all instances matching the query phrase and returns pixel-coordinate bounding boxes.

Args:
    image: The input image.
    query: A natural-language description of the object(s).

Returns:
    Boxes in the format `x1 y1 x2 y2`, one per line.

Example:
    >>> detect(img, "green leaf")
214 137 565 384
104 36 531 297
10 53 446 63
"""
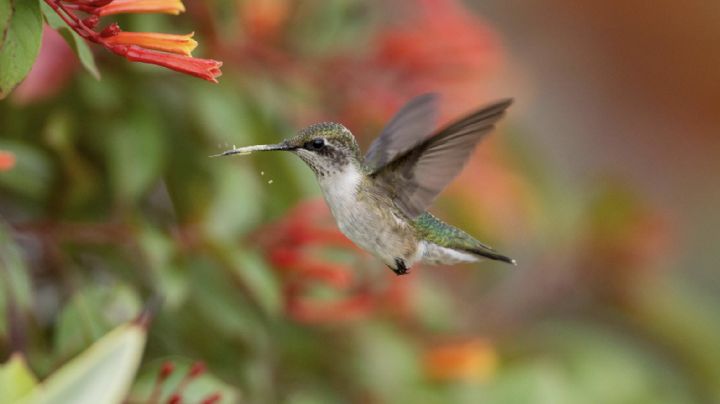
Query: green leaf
18 322 147 404
0 0 42 99
204 166 262 239
483 360 576 404
0 0 12 49
40 2 99 79
54 283 142 361
137 227 189 309
353 324 422 401
0 139 53 199
227 249 282 317
0 219 33 337
0 354 38 403
105 109 166 205
184 257 264 341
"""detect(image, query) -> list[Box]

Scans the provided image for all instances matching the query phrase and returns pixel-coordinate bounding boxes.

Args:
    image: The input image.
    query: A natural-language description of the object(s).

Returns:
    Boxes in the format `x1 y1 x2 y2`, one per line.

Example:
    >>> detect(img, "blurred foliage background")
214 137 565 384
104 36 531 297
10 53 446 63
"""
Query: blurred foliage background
2 0 720 403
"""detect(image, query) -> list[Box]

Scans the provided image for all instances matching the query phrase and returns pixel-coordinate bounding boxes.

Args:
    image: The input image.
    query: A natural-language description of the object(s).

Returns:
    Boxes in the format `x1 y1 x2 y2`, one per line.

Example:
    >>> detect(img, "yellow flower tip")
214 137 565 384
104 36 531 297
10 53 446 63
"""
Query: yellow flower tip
105 32 198 56
176 0 186 14
183 33 198 56
98 0 186 17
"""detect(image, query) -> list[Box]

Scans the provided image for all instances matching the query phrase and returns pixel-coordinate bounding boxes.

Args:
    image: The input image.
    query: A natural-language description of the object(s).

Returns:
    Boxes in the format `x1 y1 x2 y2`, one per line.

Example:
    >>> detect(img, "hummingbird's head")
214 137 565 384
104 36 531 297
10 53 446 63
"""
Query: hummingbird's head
286 122 361 176
213 122 361 178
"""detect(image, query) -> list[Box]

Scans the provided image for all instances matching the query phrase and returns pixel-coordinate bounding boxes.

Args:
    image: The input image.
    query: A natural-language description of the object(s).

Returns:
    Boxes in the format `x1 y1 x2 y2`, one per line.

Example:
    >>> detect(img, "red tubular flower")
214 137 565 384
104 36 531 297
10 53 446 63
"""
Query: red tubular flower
116 45 222 82
103 32 197 56
96 0 185 16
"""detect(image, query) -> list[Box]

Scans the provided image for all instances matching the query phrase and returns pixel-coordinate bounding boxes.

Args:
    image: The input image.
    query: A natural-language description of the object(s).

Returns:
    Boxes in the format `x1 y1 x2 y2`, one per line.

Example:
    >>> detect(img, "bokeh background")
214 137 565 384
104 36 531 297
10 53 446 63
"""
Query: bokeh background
2 0 719 402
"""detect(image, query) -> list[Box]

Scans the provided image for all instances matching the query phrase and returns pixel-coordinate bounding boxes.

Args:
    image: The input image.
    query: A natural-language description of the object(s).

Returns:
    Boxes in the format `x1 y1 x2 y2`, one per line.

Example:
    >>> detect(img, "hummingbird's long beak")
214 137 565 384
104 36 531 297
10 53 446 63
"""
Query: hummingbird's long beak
210 143 294 158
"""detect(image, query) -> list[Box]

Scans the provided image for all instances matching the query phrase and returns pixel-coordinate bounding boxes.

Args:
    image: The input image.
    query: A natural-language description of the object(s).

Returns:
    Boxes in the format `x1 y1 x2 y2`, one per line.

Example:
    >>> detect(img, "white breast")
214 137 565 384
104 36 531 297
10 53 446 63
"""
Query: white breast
317 165 429 268
317 165 366 242
317 166 397 265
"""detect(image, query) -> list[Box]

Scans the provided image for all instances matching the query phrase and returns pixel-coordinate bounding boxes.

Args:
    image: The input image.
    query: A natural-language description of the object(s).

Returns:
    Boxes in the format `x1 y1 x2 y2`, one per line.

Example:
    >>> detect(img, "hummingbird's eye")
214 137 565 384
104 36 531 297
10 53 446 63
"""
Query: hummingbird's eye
307 138 325 150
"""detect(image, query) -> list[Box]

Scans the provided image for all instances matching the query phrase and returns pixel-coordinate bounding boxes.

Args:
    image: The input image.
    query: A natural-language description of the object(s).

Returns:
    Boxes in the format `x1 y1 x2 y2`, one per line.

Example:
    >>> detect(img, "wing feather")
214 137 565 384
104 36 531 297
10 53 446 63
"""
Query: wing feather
364 93 439 172
372 98 513 218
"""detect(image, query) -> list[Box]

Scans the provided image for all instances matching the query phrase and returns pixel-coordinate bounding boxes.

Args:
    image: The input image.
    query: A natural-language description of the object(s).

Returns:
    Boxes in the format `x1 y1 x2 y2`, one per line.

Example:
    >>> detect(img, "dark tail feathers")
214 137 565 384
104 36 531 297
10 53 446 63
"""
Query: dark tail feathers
465 248 517 266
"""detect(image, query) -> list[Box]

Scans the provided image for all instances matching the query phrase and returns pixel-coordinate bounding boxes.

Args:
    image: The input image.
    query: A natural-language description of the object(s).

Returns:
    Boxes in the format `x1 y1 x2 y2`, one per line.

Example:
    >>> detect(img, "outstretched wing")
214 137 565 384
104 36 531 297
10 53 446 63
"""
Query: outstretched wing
364 93 439 172
372 98 513 218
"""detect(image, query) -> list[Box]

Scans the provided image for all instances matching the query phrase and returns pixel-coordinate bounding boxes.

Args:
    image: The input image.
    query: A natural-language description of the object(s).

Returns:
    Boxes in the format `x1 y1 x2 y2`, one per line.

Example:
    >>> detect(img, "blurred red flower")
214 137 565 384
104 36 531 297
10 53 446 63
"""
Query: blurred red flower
222 0 505 130
328 0 505 130
0 151 16 172
239 0 290 43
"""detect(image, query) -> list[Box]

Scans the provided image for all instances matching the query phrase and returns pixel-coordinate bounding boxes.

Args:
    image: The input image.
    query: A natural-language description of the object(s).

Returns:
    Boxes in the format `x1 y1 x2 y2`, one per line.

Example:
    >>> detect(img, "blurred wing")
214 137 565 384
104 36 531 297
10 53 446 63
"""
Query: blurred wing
372 98 513 218
364 93 439 172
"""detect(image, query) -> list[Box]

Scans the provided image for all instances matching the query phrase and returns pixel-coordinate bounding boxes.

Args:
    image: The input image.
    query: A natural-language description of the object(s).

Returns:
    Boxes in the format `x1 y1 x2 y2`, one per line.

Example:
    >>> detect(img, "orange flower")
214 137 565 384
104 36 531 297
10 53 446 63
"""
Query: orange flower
97 0 186 16
424 339 498 382
241 0 290 41
104 32 197 56
0 151 16 172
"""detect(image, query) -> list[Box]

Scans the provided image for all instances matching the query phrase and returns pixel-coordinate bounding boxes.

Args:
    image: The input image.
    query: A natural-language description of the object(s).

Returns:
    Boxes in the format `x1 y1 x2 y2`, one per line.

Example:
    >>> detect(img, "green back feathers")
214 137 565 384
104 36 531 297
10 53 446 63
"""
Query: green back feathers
413 212 485 250
414 213 515 264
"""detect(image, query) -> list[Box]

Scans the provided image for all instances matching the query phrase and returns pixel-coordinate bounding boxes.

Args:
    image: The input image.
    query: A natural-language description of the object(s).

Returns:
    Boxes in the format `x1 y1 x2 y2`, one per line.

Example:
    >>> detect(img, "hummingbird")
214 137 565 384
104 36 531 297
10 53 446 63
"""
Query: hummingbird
213 93 515 275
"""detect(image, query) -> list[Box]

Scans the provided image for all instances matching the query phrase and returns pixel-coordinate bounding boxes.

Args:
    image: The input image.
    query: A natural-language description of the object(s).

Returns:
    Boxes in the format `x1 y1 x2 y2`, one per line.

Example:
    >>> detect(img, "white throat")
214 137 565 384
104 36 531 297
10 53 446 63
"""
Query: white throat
317 164 362 215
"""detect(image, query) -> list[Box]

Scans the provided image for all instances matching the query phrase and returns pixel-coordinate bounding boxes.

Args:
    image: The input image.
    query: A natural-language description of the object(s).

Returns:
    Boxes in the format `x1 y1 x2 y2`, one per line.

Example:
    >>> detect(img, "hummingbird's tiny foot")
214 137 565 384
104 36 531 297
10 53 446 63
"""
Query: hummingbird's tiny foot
390 258 410 276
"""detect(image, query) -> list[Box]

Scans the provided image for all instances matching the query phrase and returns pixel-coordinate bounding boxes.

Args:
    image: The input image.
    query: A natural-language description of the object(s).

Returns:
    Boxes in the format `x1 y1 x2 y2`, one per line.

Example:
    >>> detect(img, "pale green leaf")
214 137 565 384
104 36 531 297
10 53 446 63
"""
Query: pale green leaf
204 166 262 239
227 249 282 317
54 283 142 360
18 322 147 404
0 219 33 337
0 354 38 403
353 324 422 401
40 2 99 79
0 0 42 99
0 139 53 199
105 110 166 204
136 227 188 308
